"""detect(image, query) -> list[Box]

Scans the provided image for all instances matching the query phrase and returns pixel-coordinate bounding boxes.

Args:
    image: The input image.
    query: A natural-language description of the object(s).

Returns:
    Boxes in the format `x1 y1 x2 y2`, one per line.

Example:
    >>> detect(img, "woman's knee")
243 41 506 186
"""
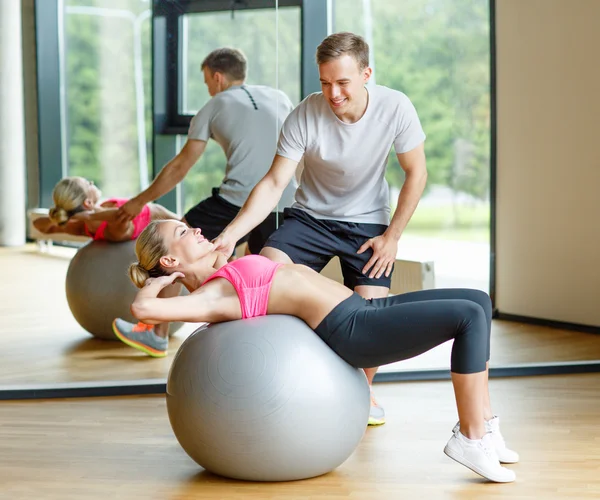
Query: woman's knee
456 300 487 327
463 291 492 355
460 289 491 315
452 300 488 372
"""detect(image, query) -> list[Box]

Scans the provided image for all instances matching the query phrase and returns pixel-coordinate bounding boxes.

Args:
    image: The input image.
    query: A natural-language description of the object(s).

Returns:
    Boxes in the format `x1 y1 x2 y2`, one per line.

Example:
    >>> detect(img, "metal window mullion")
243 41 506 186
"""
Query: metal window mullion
301 0 331 99
35 0 64 207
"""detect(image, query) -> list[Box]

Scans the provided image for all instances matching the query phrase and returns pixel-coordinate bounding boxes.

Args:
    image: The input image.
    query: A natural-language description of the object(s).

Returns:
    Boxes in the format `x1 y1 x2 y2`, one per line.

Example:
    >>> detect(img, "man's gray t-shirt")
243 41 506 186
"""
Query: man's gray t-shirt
188 84 297 210
277 85 426 225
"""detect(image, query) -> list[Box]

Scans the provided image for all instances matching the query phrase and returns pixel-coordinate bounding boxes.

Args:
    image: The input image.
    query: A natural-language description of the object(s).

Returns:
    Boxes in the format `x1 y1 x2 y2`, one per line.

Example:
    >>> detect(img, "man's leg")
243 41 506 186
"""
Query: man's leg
336 221 393 426
260 246 294 264
247 211 287 256
353 284 389 426
354 284 390 382
260 208 336 271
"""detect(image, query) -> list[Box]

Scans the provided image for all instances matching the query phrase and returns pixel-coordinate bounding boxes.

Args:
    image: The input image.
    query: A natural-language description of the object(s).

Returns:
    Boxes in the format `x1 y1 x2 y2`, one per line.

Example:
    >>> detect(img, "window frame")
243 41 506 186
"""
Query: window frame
154 0 305 136
152 0 329 211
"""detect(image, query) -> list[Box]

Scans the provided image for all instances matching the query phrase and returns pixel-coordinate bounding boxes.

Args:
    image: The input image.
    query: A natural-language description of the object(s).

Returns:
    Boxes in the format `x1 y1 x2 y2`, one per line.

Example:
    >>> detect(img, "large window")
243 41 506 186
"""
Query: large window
335 0 491 291
178 6 301 213
181 8 301 114
62 0 153 198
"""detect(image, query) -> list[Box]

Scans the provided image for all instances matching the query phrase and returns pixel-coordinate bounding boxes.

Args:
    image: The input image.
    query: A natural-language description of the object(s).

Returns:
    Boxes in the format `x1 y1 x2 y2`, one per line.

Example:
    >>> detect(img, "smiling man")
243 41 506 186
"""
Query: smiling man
213 32 427 426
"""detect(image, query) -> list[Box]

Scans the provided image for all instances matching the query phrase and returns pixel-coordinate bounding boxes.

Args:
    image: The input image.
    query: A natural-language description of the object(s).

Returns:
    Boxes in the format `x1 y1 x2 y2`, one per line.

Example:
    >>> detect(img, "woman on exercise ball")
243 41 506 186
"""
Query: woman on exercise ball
33 176 178 242
121 219 519 483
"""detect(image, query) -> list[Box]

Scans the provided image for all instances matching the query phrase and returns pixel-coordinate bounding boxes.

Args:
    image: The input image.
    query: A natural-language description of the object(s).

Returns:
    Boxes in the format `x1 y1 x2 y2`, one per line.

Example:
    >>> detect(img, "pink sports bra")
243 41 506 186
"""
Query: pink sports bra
201 255 283 319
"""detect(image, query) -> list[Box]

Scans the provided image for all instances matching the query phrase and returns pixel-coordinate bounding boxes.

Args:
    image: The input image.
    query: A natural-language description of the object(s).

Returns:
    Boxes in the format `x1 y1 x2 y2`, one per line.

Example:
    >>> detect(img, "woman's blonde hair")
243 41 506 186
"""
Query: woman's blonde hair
48 177 88 225
128 220 169 288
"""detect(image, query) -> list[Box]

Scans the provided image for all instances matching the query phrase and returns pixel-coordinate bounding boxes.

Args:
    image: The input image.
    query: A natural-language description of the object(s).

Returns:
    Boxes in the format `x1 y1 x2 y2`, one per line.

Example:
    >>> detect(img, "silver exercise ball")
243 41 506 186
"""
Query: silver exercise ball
166 315 370 482
65 240 182 340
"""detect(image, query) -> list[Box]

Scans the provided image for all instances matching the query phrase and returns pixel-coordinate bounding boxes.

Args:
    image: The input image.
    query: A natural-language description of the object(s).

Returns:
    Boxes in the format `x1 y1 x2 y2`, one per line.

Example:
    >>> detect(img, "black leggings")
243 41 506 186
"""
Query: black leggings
314 288 492 374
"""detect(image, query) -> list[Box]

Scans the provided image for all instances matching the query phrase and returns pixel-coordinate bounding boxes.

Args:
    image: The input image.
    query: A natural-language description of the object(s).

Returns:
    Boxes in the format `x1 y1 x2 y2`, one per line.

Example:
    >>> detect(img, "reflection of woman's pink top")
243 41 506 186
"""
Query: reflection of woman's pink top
84 198 151 241
201 255 283 319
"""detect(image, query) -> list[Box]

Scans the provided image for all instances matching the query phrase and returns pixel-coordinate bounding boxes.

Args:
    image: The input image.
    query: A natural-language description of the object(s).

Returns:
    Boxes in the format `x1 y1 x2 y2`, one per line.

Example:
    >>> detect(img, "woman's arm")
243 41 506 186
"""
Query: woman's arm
71 206 119 222
33 217 87 236
130 274 235 325
132 293 218 325
73 206 135 241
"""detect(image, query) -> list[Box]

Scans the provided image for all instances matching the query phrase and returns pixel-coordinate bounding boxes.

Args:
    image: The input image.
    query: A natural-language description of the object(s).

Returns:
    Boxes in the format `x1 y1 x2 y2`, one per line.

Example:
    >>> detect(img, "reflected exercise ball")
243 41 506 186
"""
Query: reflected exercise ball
65 240 182 340
166 315 370 482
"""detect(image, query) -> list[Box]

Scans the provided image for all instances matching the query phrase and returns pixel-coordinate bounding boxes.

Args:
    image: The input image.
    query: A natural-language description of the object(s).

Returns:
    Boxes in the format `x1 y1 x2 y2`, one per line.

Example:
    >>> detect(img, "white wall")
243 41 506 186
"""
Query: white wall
496 0 600 326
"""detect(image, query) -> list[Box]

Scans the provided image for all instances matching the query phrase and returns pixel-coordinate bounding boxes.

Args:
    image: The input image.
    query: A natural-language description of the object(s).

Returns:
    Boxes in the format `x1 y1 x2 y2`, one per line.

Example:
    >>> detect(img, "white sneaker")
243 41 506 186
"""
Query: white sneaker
444 431 516 483
452 416 519 464
485 416 520 463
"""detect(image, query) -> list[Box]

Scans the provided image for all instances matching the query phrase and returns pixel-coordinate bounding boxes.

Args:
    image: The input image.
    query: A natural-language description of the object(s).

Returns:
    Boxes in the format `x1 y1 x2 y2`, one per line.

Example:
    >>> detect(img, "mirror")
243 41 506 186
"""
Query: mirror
5 0 303 390
3 0 599 398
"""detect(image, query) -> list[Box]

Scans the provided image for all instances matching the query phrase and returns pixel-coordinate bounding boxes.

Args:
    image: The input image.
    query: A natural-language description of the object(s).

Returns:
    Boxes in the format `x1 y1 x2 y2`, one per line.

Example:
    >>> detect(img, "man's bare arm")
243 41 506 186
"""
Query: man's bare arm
117 139 206 222
212 155 299 257
387 142 427 241
358 142 427 279
134 139 207 205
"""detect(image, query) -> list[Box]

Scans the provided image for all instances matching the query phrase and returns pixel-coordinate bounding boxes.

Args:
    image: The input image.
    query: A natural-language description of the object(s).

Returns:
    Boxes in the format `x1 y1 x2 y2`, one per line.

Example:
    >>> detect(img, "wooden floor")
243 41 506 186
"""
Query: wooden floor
2 245 600 386
1 374 599 499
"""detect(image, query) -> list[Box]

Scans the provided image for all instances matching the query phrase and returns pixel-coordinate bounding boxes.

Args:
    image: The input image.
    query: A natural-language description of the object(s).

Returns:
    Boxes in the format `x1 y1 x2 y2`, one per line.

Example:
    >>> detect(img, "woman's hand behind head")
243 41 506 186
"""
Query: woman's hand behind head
143 272 185 289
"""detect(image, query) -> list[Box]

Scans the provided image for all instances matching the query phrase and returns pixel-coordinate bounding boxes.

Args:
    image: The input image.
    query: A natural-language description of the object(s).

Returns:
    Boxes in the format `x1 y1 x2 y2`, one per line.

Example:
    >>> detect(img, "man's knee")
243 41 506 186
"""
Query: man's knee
260 246 294 264
354 284 389 300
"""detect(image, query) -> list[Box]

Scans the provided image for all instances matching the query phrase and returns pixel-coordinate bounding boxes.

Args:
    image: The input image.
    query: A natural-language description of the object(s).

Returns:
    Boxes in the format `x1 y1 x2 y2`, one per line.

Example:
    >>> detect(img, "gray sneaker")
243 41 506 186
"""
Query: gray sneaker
368 389 386 426
112 318 168 357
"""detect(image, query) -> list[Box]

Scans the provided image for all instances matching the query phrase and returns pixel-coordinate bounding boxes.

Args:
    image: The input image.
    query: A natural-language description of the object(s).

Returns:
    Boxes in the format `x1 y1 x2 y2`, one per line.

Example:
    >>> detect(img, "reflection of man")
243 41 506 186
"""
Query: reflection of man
113 47 297 350
214 32 427 426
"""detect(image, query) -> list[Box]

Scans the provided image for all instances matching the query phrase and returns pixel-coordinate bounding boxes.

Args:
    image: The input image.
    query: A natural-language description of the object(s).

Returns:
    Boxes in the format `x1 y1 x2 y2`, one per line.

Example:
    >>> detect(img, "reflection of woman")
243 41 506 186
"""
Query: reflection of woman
118 219 519 483
33 177 178 242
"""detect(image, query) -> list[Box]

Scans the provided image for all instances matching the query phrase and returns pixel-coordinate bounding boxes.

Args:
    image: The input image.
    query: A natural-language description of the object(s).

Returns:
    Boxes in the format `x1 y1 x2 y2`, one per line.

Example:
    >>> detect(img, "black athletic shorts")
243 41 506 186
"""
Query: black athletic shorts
183 188 284 255
264 207 392 289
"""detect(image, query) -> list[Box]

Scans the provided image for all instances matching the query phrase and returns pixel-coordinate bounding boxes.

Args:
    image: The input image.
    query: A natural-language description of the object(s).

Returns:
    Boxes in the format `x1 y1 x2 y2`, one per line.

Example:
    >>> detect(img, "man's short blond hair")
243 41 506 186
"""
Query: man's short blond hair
316 32 369 70
201 48 247 81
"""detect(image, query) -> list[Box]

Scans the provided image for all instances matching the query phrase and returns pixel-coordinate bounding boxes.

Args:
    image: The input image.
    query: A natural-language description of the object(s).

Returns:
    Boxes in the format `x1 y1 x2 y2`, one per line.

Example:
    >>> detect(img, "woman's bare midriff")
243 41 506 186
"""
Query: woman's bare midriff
267 264 354 329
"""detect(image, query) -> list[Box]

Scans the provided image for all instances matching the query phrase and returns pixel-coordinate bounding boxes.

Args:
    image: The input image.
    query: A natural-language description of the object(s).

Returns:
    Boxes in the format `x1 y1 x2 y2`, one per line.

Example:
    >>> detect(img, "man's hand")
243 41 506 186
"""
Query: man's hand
357 233 399 279
116 199 145 224
212 232 237 260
